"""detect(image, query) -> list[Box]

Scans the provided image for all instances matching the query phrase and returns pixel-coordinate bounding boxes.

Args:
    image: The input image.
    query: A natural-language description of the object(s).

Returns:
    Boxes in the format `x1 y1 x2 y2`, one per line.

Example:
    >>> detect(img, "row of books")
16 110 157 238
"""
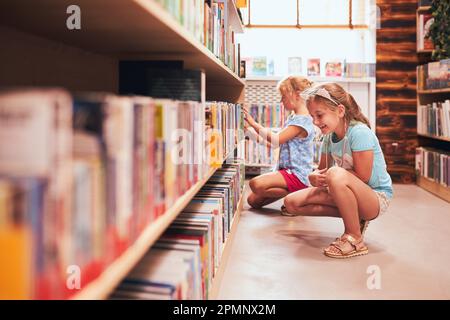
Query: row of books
417 12 434 51
247 104 285 129
206 101 244 165
417 100 450 138
243 57 375 78
0 88 243 299
417 59 450 90
110 160 245 300
155 0 240 75
244 104 285 166
344 63 376 78
415 147 450 187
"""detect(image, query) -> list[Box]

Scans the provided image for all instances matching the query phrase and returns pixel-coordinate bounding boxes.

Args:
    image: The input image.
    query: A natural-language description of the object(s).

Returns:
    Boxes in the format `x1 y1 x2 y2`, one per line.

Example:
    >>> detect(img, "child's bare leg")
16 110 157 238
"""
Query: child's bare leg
283 187 340 217
326 167 379 238
247 171 289 208
247 191 281 208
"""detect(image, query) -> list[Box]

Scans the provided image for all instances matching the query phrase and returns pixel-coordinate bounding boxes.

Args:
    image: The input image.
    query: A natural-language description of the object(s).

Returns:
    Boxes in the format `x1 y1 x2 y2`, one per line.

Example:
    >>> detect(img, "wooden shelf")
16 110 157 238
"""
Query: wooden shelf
418 134 450 143
417 6 431 13
0 0 245 89
416 175 450 203
418 88 450 94
72 165 220 300
209 186 245 299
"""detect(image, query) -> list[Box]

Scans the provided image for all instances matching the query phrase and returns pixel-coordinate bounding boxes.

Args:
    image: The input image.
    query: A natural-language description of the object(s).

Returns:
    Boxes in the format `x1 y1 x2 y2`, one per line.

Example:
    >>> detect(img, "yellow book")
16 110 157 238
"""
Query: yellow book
0 183 32 299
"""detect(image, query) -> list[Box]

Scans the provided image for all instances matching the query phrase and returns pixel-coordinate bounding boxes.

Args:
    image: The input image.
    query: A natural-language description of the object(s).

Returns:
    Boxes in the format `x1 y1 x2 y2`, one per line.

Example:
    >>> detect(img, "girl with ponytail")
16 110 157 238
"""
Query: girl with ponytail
282 82 393 259
244 76 315 209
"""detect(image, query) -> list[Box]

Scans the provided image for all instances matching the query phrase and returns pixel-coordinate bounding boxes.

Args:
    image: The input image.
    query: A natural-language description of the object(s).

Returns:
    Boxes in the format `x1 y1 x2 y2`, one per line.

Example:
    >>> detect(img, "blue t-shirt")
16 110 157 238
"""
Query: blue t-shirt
321 122 393 199
278 114 315 186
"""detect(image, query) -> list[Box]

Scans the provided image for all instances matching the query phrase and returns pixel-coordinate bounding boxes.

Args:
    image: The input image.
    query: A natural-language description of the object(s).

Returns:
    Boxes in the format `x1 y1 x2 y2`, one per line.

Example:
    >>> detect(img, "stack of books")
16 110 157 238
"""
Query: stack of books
417 59 450 90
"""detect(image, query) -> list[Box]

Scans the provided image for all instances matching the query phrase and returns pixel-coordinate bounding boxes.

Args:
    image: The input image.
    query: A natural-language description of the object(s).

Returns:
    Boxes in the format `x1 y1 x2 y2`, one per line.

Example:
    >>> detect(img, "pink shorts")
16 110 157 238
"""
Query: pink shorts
279 169 308 193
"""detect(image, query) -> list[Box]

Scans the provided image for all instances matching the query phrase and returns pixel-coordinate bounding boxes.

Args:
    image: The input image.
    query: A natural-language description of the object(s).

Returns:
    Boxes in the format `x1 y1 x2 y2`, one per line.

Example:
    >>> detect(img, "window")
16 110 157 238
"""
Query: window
244 0 369 29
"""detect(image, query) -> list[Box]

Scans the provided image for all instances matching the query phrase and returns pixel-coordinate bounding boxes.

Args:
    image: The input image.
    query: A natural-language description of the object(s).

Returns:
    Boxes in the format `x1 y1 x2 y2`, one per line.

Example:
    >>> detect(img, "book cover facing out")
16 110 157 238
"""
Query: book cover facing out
288 57 302 75
251 57 267 76
325 60 344 77
307 58 320 76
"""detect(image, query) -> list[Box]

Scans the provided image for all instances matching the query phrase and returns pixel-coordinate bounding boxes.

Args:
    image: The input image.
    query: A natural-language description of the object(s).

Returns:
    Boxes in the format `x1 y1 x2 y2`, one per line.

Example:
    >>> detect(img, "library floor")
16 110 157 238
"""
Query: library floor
217 183 450 300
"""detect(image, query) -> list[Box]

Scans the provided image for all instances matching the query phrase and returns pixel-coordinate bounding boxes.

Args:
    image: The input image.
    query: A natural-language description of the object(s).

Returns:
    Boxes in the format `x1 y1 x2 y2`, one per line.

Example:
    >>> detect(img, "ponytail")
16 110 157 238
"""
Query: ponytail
308 83 370 128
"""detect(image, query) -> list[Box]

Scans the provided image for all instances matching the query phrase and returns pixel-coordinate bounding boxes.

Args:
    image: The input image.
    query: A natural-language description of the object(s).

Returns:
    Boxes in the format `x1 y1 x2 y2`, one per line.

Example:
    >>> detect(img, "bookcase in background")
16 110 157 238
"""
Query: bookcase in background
0 0 246 299
0 0 245 102
242 76 376 175
415 4 450 203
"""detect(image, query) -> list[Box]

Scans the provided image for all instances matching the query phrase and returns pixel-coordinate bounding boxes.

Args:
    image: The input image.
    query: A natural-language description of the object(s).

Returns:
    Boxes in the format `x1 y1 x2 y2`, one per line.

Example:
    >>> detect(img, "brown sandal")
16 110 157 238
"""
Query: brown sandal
323 234 368 259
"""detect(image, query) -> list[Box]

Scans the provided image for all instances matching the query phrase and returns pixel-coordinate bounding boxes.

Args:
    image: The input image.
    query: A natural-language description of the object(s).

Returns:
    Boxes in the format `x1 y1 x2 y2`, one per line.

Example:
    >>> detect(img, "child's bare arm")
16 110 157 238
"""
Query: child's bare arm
350 150 374 183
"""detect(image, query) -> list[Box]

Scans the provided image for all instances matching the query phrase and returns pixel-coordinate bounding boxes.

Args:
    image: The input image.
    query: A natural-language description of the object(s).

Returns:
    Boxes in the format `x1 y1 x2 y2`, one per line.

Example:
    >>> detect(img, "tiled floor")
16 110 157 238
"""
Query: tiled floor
217 183 450 299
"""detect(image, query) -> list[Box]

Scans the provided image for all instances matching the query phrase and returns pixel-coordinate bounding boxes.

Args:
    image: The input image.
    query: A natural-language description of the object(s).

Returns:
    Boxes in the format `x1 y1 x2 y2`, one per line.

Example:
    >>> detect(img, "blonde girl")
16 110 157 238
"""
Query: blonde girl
244 76 315 209
282 83 393 258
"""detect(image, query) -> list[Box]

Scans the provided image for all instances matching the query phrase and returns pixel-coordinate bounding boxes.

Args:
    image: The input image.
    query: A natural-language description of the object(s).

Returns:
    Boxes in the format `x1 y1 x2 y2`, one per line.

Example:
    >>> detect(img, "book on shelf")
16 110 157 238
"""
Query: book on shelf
325 60 344 77
307 58 321 76
244 103 284 166
417 99 450 138
417 13 434 51
288 57 302 75
250 57 268 77
154 0 241 74
416 147 450 187
344 62 376 78
109 159 244 300
0 87 243 299
0 88 73 299
119 62 206 104
417 59 450 90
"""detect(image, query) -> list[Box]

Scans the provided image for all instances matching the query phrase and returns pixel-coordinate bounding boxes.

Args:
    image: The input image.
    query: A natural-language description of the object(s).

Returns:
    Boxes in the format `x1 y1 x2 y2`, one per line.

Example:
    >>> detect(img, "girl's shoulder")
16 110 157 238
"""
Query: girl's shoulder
286 114 313 126
348 121 373 136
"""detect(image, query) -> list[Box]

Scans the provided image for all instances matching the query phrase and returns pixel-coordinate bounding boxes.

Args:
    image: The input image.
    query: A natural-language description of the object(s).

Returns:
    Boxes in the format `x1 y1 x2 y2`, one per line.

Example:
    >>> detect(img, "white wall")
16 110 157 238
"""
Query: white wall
236 1 377 77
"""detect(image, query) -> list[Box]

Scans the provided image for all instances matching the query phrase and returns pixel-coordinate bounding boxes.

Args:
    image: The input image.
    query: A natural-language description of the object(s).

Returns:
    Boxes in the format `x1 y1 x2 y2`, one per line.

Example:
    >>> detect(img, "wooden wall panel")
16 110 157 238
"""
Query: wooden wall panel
376 0 418 183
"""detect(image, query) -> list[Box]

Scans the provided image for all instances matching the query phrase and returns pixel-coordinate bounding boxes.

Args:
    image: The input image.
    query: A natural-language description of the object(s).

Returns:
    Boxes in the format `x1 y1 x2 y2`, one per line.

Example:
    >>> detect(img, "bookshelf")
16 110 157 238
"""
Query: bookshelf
418 88 450 94
73 165 220 300
418 134 450 143
209 185 245 299
417 176 450 203
0 0 247 300
0 0 245 102
415 4 450 203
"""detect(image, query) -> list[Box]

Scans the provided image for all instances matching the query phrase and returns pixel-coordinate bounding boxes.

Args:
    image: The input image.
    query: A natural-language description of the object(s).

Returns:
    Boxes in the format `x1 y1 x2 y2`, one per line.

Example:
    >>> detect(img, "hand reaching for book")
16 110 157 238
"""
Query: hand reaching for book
243 107 256 127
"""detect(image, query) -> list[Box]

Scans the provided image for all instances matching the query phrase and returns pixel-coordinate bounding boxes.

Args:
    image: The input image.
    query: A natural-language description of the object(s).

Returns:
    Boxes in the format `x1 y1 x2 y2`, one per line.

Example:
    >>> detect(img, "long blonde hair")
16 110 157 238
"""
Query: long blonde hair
277 76 313 96
307 82 370 128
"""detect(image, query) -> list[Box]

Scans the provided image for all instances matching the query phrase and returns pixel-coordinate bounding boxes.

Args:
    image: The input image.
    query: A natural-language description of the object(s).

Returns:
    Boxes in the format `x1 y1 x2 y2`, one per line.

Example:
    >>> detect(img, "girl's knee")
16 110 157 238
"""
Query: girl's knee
247 193 262 209
326 166 348 186
249 177 264 194
283 194 297 211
